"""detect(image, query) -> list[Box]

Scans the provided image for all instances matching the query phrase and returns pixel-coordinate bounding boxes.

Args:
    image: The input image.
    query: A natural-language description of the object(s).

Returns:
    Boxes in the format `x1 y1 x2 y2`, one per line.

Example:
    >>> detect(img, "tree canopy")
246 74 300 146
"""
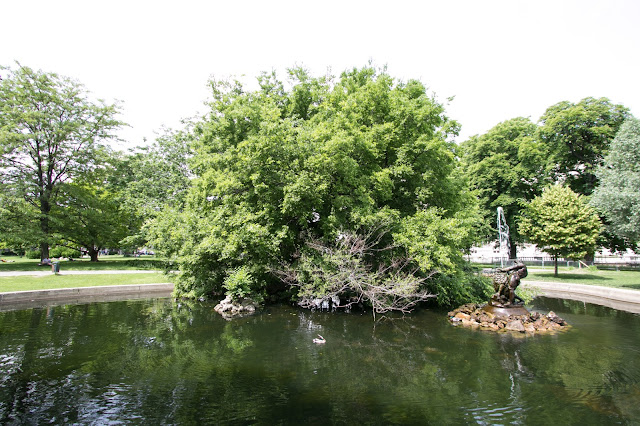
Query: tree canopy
519 184 601 275
461 97 631 257
537 97 629 196
108 127 193 252
159 66 489 308
591 117 640 247
0 64 122 259
52 171 130 261
460 117 546 257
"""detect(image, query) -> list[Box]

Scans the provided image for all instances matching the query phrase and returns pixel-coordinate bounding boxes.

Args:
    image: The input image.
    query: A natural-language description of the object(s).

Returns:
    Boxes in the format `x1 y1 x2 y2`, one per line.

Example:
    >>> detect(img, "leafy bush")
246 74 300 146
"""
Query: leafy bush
223 266 262 302
50 246 81 258
25 250 40 259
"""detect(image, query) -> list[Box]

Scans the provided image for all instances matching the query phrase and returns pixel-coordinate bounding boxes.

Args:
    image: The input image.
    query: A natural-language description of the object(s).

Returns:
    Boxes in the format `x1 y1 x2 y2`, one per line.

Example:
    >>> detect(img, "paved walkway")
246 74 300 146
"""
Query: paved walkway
0 270 158 277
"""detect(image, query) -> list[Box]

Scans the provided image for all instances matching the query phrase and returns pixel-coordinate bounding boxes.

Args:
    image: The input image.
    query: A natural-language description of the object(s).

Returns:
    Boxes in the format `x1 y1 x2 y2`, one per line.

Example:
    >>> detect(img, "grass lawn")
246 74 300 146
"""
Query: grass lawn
0 272 172 293
0 255 168 272
524 268 640 290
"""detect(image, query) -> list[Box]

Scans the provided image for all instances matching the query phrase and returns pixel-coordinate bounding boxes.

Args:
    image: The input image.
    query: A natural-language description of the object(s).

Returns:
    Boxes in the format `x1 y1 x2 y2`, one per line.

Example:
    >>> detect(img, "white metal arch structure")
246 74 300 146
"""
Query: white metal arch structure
497 207 510 267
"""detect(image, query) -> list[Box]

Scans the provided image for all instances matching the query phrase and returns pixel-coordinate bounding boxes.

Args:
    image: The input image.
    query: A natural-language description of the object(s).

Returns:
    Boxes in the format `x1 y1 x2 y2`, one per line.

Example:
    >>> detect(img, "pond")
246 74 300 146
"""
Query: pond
1 297 639 424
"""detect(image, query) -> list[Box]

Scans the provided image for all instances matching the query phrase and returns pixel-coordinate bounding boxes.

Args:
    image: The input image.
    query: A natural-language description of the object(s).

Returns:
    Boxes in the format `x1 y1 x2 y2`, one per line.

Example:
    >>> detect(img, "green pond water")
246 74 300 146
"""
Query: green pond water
1 297 639 424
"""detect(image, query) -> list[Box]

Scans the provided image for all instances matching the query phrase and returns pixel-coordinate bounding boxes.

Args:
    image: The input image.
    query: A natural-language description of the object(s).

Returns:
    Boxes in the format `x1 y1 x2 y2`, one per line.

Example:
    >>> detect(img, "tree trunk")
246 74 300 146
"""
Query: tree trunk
509 243 517 261
39 197 51 261
584 252 594 264
39 241 50 261
554 254 559 277
88 246 100 262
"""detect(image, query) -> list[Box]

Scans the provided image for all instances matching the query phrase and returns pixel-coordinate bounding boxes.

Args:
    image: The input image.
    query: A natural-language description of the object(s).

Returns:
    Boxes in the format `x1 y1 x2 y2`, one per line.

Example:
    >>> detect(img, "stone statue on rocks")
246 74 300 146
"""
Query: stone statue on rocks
449 260 569 333
490 261 528 307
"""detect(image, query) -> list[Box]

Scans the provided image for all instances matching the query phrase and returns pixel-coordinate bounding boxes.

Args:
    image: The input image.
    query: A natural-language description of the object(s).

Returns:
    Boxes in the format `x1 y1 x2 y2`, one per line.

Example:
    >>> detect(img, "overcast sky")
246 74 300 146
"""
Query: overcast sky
2 0 639 148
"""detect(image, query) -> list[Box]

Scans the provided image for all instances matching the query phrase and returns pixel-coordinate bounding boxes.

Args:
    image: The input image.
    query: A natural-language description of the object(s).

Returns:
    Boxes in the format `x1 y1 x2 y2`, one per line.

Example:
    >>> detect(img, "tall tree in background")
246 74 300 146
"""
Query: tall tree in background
519 184 601 276
460 117 546 258
110 127 193 252
0 64 122 259
537 97 629 196
591 117 640 248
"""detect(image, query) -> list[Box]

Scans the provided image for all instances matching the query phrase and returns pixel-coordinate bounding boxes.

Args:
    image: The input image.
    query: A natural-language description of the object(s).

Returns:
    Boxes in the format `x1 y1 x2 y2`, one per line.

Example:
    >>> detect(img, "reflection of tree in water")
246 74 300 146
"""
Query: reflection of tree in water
0 300 639 423
521 298 640 420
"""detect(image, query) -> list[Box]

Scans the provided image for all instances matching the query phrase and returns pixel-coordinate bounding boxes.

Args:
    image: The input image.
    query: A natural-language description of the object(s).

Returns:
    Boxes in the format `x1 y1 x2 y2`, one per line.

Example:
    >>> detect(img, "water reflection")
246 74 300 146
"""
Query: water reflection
0 298 639 423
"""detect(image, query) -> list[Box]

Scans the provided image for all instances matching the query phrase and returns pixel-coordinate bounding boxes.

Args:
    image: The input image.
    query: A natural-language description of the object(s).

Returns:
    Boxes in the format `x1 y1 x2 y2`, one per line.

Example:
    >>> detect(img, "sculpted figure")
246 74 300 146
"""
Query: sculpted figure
490 262 527 307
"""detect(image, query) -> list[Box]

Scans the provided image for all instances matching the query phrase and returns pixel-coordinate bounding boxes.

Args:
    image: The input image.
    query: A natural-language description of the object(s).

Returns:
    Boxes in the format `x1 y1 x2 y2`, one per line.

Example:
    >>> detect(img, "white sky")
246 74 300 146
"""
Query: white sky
2 0 639 148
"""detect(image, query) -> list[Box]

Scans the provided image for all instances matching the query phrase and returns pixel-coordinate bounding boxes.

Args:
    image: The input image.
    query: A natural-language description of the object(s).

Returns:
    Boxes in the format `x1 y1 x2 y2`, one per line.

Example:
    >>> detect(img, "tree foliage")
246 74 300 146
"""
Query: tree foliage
460 117 546 256
519 184 601 275
0 64 122 259
537 97 629 196
114 128 192 217
51 167 131 261
109 127 193 252
161 65 488 307
461 97 630 257
591 117 640 247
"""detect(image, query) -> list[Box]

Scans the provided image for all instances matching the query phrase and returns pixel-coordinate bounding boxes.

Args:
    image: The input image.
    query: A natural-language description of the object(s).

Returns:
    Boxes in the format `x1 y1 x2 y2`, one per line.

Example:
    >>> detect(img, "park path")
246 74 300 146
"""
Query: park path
0 270 158 277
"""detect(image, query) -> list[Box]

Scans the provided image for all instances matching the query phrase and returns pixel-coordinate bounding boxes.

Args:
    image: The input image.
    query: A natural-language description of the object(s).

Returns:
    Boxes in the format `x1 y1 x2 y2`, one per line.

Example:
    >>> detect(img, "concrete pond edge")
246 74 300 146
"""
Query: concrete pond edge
0 283 174 312
1 280 639 314
522 281 640 314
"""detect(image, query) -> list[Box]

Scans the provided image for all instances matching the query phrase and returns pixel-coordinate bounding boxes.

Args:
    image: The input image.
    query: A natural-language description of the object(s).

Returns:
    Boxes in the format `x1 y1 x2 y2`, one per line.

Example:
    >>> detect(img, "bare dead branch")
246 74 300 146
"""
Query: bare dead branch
273 228 436 319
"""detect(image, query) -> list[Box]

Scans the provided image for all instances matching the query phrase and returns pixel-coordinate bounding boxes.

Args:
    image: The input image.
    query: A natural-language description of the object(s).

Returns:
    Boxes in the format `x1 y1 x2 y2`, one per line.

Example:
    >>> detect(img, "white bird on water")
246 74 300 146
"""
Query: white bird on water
313 334 326 344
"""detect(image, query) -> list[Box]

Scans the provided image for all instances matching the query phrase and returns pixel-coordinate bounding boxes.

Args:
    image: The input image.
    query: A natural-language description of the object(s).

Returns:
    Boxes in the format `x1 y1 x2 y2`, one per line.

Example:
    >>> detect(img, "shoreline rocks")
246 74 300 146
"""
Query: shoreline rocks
448 303 569 334
214 295 259 320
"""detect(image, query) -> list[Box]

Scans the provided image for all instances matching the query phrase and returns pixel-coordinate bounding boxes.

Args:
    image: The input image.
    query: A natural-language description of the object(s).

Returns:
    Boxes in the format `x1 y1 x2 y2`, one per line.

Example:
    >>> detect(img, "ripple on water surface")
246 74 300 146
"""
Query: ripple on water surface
0 298 639 424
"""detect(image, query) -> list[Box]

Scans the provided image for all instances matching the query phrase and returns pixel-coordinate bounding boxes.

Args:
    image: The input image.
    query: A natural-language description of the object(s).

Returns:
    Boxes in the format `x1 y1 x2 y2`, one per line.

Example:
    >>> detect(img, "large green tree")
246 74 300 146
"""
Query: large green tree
109 127 193 252
591 117 640 248
52 172 130 261
162 66 488 308
537 97 629 196
0 64 122 259
460 117 546 258
519 184 601 275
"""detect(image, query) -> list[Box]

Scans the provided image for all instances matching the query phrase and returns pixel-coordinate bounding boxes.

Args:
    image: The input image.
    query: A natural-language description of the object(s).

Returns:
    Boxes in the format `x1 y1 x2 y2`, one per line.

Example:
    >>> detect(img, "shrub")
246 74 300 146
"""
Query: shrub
223 266 261 301
50 246 82 258
25 250 40 259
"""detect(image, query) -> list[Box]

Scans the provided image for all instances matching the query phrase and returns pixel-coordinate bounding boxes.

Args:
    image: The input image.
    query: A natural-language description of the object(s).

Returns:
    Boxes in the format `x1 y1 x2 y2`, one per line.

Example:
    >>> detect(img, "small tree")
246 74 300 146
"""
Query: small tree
519 184 601 276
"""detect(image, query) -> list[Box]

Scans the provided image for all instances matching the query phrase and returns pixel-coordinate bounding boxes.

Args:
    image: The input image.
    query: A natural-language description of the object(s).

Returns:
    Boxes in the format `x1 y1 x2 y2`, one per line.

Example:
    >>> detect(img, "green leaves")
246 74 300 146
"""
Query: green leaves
591 117 640 246
459 117 543 251
520 184 601 274
0 64 123 257
165 65 483 306
538 97 629 196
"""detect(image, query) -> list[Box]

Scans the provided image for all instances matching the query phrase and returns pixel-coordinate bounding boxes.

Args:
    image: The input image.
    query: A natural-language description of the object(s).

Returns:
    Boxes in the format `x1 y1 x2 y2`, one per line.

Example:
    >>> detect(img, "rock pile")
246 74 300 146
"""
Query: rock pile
448 303 569 334
214 295 259 320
